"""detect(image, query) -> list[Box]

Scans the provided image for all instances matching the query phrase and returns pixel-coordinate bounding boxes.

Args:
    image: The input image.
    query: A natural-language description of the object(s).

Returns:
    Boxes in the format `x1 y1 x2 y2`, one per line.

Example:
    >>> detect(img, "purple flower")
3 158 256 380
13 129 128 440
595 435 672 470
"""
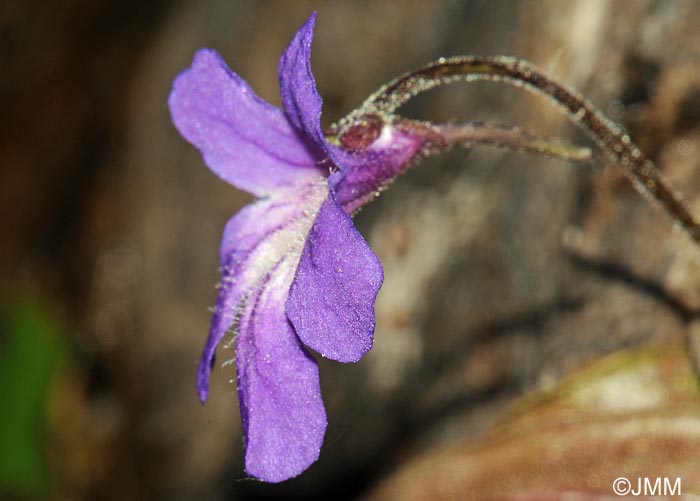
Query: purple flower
168 13 426 482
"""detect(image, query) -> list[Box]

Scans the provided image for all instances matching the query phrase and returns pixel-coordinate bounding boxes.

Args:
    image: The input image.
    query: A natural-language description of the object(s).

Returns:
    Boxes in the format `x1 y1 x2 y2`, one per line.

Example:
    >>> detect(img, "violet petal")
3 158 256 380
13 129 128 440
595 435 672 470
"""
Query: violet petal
237 262 327 482
286 192 384 362
169 49 322 197
197 192 324 403
278 13 326 148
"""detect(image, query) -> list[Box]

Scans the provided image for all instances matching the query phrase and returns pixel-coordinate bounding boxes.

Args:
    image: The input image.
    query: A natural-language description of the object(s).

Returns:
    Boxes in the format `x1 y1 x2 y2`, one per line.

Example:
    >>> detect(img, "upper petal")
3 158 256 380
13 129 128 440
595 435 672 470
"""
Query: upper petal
286 191 384 362
169 49 323 197
278 13 326 148
237 259 327 482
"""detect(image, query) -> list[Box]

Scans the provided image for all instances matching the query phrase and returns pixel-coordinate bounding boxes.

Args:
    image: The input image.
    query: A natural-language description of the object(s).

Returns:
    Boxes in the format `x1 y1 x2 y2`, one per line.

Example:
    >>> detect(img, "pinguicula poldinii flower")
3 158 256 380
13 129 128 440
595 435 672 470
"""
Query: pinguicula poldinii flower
168 11 700 484
168 13 428 482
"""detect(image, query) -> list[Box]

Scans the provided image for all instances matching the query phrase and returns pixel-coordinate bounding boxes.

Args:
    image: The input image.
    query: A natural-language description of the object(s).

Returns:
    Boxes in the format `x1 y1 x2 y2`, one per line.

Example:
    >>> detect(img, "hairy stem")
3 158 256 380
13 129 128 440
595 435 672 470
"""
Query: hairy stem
353 56 700 242
426 120 592 162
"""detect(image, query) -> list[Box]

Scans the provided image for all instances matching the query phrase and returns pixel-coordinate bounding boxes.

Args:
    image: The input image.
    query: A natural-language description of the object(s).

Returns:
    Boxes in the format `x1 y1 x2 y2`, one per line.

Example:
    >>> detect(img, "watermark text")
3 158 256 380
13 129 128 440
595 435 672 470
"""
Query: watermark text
612 477 681 497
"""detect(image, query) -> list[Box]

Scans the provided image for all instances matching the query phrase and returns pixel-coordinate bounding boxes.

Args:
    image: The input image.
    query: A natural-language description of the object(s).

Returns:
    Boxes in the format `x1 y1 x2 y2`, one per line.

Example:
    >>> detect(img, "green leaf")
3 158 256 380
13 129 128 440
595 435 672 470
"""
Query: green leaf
0 295 67 499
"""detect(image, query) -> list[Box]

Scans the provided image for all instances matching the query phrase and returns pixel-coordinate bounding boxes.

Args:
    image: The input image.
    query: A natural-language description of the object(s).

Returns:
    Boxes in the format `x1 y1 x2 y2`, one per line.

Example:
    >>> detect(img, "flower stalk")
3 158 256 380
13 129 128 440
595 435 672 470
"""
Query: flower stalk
338 56 700 242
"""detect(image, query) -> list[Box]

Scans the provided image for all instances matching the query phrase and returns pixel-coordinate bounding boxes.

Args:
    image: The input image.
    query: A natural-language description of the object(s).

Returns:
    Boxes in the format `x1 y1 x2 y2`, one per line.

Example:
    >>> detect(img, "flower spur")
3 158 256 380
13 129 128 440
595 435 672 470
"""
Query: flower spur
169 12 700 484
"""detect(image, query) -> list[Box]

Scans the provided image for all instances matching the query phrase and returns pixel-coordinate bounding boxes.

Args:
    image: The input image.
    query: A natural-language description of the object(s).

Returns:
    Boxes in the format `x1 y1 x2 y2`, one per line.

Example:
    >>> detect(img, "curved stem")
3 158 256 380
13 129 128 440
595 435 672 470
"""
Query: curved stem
353 56 700 243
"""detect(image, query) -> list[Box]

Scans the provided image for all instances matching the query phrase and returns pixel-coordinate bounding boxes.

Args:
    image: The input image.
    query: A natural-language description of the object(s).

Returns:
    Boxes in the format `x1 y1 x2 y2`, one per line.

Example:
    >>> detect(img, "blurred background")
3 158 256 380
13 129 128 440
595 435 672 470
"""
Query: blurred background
3 0 700 499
